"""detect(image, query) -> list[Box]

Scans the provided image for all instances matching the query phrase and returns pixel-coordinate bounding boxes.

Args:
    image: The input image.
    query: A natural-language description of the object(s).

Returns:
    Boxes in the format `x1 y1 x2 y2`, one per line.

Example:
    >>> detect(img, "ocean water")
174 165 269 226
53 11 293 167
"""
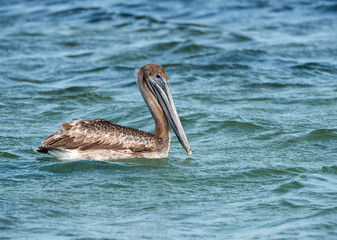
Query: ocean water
1 0 337 239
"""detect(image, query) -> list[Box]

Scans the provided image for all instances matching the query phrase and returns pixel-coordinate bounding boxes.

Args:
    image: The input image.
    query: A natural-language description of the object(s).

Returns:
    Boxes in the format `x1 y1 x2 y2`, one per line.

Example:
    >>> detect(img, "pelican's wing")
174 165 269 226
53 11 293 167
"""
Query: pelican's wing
36 119 160 153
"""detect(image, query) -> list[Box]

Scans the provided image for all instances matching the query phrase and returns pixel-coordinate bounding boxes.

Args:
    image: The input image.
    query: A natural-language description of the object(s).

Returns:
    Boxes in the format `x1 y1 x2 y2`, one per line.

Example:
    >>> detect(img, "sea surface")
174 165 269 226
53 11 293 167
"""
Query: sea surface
1 0 337 239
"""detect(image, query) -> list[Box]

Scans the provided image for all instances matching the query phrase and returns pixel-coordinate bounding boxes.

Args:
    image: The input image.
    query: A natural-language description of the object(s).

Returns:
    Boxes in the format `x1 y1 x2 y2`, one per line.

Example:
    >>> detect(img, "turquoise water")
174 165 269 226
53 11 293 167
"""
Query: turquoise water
1 0 337 239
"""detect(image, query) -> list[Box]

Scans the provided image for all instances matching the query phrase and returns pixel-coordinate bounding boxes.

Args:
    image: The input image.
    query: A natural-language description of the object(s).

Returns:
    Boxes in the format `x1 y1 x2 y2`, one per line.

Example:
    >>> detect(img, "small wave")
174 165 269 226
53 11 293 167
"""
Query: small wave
245 82 313 88
226 32 254 42
87 10 113 23
59 41 81 47
223 120 264 130
315 3 337 13
67 66 109 73
39 86 96 94
173 25 217 37
49 7 101 18
175 22 210 28
11 31 45 37
119 12 166 24
143 41 220 55
271 5 294 12
0 216 19 230
164 63 250 71
215 49 268 63
185 52 218 60
322 166 337 175
102 52 148 63
97 183 129 189
0 152 20 159
312 206 337 218
280 199 307 209
36 87 97 102
291 62 336 74
303 129 337 141
273 129 336 148
273 180 305 194
229 167 304 180
173 42 219 54
240 168 289 178
8 76 44 85
64 92 111 101
65 52 94 58
205 120 264 134
34 92 111 108
148 41 180 52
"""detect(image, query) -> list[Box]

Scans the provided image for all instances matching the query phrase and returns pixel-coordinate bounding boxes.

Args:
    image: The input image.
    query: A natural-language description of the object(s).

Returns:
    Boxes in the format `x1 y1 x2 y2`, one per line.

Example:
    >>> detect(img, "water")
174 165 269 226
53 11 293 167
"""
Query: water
1 0 337 239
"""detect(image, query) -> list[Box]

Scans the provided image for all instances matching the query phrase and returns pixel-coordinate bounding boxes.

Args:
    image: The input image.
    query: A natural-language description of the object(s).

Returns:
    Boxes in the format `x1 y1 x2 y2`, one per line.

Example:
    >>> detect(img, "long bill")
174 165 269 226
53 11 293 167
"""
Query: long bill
147 76 192 156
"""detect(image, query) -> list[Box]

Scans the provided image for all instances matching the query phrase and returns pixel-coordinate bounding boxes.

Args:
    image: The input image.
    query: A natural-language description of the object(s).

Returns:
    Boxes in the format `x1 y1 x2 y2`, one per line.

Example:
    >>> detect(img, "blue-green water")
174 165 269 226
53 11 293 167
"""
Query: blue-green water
1 0 337 239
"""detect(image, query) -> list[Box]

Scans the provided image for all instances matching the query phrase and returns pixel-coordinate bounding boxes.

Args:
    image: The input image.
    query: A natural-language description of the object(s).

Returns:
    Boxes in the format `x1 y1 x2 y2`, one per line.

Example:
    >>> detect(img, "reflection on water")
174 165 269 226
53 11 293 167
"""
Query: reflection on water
37 157 170 169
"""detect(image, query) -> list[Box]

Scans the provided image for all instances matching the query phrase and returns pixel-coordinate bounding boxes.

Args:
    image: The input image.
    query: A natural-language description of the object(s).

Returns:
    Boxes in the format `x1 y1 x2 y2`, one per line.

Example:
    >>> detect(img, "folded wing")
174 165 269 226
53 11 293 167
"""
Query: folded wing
36 118 160 153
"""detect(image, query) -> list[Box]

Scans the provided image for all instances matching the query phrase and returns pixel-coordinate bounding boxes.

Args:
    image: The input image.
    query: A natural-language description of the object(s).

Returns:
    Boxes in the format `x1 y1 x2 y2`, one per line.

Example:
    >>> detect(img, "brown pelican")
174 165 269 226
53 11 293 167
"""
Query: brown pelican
35 64 192 160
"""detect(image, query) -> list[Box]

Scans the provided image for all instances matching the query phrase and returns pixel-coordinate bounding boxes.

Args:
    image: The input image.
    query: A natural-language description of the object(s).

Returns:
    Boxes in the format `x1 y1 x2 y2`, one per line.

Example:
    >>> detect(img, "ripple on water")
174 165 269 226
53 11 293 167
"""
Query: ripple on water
224 49 268 62
172 42 220 54
322 166 337 175
68 66 109 73
226 32 255 42
291 62 337 74
65 51 94 58
87 10 114 23
205 120 264 134
36 86 112 104
59 41 81 47
284 129 337 147
227 167 306 183
273 180 305 194
280 199 309 209
38 86 96 94
304 129 337 140
165 63 250 73
244 82 313 89
0 216 20 231
315 3 337 13
0 152 20 159
48 7 101 18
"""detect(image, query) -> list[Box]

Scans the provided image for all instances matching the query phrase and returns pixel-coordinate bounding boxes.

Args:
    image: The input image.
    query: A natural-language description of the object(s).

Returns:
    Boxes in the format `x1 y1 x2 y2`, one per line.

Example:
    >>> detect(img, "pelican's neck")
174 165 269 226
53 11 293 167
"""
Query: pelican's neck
152 105 170 139
137 75 170 140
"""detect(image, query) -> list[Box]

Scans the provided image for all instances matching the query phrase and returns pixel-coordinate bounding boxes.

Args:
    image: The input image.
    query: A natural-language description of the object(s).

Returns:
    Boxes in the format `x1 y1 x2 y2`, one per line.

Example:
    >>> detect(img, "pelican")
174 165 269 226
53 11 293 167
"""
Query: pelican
35 64 192 160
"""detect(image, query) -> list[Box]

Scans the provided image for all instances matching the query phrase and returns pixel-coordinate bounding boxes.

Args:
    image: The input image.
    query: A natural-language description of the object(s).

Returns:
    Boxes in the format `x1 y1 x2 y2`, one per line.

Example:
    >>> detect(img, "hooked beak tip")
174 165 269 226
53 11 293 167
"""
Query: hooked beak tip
186 149 192 157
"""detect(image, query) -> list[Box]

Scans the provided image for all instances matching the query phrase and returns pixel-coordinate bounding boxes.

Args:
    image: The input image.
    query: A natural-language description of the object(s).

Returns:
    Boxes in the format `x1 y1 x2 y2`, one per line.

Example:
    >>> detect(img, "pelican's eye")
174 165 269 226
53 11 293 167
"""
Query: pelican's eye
156 74 161 79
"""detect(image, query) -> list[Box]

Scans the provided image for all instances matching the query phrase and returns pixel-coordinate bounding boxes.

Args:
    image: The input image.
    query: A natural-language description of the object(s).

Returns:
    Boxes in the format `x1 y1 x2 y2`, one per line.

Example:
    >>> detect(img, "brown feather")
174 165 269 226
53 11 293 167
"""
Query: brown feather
61 122 72 131
37 119 163 153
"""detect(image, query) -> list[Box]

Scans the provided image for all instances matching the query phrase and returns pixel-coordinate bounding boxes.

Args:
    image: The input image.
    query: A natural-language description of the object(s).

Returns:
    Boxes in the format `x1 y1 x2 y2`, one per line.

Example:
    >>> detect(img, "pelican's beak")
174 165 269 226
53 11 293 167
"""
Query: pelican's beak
147 76 192 156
